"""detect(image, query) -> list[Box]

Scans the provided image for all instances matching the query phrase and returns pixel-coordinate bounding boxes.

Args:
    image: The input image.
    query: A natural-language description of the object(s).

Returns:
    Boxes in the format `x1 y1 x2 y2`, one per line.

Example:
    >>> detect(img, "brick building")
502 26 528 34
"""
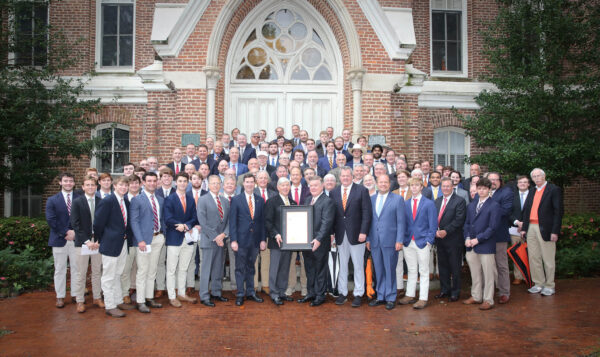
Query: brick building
3 0 598 216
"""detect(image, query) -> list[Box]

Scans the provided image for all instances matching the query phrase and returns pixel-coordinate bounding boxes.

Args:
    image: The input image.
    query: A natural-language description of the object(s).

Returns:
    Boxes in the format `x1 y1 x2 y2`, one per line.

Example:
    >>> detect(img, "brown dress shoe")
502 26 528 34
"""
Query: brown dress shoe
479 302 494 310
512 279 523 285
154 290 165 299
122 296 132 304
93 299 105 308
105 308 126 317
117 303 136 310
262 287 270 295
177 295 198 304
413 300 428 309
498 295 510 304
398 296 417 305
170 299 182 308
71 297 77 304
76 302 86 313
56 298 65 308
185 287 194 296
463 297 482 305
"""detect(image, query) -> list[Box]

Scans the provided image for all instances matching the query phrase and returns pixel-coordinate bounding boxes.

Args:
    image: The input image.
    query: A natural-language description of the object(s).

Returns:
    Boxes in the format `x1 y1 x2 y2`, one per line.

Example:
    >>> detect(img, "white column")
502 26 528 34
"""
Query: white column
347 68 365 141
203 66 221 139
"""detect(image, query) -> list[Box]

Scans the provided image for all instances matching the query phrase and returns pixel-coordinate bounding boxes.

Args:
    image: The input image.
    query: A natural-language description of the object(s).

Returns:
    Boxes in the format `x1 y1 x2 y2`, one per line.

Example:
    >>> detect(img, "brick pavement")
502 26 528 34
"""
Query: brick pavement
0 278 599 356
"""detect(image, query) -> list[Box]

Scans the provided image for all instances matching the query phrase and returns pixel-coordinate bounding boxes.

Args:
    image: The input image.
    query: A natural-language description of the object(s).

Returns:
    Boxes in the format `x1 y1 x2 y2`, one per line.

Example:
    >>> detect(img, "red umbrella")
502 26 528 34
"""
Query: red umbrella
507 242 533 288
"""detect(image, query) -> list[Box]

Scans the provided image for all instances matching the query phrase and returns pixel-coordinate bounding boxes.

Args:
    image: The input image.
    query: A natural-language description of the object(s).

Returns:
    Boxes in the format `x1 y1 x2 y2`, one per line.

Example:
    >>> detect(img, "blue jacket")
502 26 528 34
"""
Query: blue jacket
317 155 337 173
94 194 130 257
229 162 249 176
367 193 406 248
229 192 266 249
130 192 166 245
331 184 373 245
46 192 79 247
239 146 256 165
489 186 514 243
163 191 198 246
403 196 437 248
463 198 501 254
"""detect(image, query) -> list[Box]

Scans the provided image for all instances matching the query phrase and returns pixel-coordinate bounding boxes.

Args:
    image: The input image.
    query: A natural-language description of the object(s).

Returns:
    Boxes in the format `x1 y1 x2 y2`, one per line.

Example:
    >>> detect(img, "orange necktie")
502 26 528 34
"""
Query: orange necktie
401 189 405 200
248 195 254 219
342 188 348 211
194 191 199 205
180 194 186 213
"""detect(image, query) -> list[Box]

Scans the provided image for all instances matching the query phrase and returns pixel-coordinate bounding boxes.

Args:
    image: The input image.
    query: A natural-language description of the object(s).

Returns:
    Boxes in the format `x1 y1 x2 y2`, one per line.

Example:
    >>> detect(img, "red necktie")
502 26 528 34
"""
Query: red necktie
438 197 447 225
66 194 71 215
150 194 159 232
412 198 417 241
294 187 299 204
262 189 266 202
216 196 224 220
120 198 127 227
175 164 179 174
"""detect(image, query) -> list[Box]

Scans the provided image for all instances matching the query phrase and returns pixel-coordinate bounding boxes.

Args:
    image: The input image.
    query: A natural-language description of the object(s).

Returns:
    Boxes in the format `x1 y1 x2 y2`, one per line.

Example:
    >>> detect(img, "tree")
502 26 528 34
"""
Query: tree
460 0 600 187
0 0 103 193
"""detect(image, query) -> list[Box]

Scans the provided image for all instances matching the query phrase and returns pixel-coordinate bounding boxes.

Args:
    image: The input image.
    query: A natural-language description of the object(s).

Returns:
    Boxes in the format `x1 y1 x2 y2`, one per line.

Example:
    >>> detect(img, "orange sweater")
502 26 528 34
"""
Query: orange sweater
529 185 546 224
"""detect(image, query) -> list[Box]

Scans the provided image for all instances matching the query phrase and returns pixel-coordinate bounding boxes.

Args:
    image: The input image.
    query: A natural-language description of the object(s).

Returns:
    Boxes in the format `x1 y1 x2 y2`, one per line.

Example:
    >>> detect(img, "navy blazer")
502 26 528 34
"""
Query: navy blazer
403 196 437 248
367 193 406 248
331 184 373 245
229 192 266 248
317 155 337 173
164 191 198 246
463 198 501 254
435 193 467 247
238 146 256 165
288 183 310 205
94 194 129 257
229 162 249 176
155 186 176 200
166 161 185 175
490 186 514 243
301 164 327 178
46 192 79 247
130 192 166 245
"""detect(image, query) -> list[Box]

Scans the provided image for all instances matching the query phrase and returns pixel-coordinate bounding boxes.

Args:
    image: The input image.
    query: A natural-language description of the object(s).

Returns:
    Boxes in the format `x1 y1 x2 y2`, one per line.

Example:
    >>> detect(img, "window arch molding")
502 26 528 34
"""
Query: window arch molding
91 123 130 175
433 126 470 176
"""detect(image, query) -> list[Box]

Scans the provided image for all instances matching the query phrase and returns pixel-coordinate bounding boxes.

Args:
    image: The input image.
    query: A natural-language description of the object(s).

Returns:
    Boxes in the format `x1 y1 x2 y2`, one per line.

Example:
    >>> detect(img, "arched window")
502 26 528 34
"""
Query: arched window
92 123 130 174
434 127 469 176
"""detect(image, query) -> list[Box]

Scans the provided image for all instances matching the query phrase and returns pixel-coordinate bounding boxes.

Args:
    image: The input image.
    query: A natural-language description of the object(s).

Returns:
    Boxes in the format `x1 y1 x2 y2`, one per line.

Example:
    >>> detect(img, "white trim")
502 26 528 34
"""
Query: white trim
363 73 407 91
429 0 468 78
152 0 211 57
433 126 470 176
75 75 147 104
95 0 136 73
163 71 206 89
417 80 494 109
150 3 186 43
357 1 415 60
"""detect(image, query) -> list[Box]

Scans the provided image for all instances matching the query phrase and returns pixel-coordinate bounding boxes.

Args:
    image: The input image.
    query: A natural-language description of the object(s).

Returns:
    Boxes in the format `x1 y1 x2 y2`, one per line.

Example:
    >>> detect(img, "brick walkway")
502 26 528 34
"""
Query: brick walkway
0 278 599 356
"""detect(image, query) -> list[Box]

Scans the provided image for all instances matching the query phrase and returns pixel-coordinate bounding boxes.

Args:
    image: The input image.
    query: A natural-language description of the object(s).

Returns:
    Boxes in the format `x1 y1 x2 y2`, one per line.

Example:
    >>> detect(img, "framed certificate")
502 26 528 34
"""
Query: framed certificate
281 205 313 250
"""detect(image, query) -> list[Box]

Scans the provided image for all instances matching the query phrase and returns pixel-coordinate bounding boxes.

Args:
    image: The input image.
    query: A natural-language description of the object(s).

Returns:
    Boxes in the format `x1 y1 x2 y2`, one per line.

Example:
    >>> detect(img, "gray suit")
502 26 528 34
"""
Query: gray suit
197 192 230 301
454 187 470 205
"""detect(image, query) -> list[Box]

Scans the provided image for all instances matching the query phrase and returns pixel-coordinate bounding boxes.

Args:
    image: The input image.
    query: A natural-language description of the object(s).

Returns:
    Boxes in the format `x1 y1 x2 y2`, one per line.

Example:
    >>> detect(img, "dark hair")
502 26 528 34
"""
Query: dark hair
134 166 146 173
243 173 256 182
198 144 208 150
451 170 463 179
175 172 189 181
371 144 383 152
143 172 158 181
516 174 529 181
123 162 135 168
476 177 492 189
430 171 441 178
293 149 305 158
58 172 74 181
127 175 141 184
283 140 294 147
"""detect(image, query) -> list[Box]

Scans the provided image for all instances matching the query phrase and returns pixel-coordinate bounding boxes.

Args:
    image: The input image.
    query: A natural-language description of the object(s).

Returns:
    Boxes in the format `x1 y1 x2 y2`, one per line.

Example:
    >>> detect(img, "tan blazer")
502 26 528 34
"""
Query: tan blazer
392 186 412 201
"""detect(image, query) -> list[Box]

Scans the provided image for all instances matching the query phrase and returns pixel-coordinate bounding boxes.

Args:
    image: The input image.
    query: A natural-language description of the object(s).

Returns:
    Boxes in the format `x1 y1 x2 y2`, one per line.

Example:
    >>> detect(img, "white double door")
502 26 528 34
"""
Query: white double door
227 86 341 140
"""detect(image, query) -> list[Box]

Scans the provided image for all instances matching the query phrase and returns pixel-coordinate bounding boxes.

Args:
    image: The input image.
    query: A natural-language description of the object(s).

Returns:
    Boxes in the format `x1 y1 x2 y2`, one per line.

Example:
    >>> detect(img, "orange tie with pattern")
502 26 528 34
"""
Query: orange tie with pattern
248 195 254 219
342 188 348 211
329 156 333 169
180 194 186 213
401 189 405 200
194 190 199 205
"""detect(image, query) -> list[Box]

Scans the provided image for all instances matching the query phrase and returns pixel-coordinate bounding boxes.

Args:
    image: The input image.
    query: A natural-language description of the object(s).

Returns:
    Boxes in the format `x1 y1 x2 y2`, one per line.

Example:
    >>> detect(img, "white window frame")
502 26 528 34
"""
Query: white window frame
95 0 136 73
430 0 468 78
433 126 470 176
4 187 43 218
91 123 130 175
7 0 49 67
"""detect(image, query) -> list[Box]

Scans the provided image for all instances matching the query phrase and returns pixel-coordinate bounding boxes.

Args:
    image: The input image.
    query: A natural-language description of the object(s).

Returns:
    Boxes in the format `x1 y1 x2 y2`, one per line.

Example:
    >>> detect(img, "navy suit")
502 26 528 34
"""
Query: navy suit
238 146 256 165
403 196 437 248
155 186 176 200
463 198 501 254
166 161 185 175
487 186 514 244
331 184 372 246
435 193 466 297
301 164 327 178
317 155 337 173
229 161 249 176
367 193 406 302
163 192 198 246
288 183 310 205
229 192 266 297
46 192 79 247
94 194 130 257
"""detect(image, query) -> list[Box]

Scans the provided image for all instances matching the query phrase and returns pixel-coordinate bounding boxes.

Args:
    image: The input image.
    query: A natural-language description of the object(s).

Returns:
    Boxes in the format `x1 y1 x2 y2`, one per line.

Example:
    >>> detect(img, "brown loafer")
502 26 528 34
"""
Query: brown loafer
105 308 126 317
117 303 136 310
262 287 270 295
154 290 165 299
463 297 482 305
479 302 494 310
413 300 427 309
76 302 86 313
498 295 510 304
169 299 182 308
397 296 417 305
177 295 197 304
56 298 65 308
122 296 132 304
93 299 105 308
512 279 523 285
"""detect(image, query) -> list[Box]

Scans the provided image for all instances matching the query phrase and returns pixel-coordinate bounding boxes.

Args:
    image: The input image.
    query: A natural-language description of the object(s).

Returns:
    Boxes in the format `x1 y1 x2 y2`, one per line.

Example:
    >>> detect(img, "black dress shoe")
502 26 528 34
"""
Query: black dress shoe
449 295 459 302
201 300 215 307
368 299 385 307
434 292 450 299
297 296 314 303
351 296 362 308
335 295 347 305
272 297 283 305
235 297 244 306
145 299 162 308
211 295 229 302
310 298 325 307
246 294 264 303
385 301 396 310
280 295 293 302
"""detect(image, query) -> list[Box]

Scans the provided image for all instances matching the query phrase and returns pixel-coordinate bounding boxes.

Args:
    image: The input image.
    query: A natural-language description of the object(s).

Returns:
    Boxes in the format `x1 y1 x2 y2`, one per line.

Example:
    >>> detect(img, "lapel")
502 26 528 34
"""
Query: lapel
378 193 393 217
440 195 454 221
410 197 422 221
474 198 490 219
538 184 550 206
209 193 223 223
57 192 68 214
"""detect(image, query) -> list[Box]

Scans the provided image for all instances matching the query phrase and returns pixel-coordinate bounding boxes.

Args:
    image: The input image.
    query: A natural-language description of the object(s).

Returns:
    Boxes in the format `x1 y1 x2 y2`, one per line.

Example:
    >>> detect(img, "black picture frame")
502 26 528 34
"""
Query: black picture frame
281 205 313 250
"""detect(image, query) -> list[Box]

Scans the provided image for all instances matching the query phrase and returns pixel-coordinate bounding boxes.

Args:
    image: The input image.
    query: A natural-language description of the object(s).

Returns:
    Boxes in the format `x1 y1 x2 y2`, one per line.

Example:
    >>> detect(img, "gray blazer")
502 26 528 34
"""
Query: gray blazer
197 192 230 249
454 187 470 205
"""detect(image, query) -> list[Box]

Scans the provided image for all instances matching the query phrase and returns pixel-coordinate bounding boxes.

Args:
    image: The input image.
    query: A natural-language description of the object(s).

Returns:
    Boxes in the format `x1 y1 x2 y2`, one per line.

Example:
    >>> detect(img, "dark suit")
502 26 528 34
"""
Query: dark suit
94 194 130 257
229 161 249 176
229 192 266 297
521 183 562 241
71 194 100 247
238 146 256 165
265 194 296 299
301 164 327 178
163 192 198 246
166 161 185 175
317 155 337 173
288 183 310 205
489 185 514 296
463 198 500 254
435 194 466 298
156 186 176 200
46 192 79 247
302 194 335 300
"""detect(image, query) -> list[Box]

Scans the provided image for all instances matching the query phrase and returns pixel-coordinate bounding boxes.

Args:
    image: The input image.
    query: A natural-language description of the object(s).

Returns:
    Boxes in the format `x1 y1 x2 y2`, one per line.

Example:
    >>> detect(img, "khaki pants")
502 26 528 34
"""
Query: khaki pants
120 246 137 297
135 234 165 303
75 247 102 302
286 251 307 296
510 235 524 280
166 242 194 299
495 242 510 297
101 244 127 310
466 251 496 305
52 241 79 299
254 247 270 289
526 224 556 289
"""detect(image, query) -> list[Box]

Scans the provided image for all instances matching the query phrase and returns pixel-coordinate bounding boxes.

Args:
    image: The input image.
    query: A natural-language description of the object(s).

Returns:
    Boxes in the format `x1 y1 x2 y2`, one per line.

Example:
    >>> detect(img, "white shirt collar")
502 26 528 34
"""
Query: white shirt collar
536 181 547 191
85 193 95 200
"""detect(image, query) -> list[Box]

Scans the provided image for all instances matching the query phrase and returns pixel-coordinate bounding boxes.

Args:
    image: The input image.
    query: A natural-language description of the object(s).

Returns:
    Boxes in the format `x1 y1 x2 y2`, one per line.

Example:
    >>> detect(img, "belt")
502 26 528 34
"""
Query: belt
153 232 161 236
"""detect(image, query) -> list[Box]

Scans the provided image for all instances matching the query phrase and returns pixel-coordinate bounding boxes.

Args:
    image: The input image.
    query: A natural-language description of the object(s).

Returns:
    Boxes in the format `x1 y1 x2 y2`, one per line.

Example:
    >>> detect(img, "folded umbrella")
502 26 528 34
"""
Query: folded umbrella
507 242 533 288
328 246 340 291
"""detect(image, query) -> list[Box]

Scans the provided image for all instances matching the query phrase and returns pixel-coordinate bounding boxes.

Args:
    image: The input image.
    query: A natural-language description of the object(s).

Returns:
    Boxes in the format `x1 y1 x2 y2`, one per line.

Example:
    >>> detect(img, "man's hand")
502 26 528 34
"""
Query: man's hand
138 241 147 252
175 224 185 232
194 225 201 231
330 235 335 247
365 242 370 251
231 241 238 252
436 230 447 239
516 221 523 230
550 233 559 242
470 238 479 246
521 231 527 240
213 233 225 247
358 233 367 243
311 239 320 252
465 240 471 248
260 241 267 251
94 242 100 250
65 230 75 241
395 242 403 251
86 241 95 249
276 234 282 248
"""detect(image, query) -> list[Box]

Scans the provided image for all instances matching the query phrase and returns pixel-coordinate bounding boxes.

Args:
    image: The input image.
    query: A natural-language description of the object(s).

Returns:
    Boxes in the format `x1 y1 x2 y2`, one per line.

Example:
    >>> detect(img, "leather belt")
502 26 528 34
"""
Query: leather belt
153 232 161 236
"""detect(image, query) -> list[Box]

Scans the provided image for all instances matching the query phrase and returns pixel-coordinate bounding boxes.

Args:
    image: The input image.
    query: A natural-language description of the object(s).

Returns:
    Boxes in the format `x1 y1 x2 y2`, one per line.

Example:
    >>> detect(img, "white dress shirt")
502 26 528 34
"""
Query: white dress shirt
144 190 160 232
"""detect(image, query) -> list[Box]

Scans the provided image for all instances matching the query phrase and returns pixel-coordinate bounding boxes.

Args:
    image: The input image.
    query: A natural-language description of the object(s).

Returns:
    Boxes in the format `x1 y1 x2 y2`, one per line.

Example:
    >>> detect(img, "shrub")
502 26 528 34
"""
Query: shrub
0 217 51 259
555 213 600 278
0 246 54 297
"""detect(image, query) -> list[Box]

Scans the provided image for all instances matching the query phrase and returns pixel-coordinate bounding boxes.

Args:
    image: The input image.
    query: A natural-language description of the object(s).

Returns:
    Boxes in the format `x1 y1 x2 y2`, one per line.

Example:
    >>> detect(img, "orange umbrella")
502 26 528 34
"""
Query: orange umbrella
507 242 533 288
366 257 375 299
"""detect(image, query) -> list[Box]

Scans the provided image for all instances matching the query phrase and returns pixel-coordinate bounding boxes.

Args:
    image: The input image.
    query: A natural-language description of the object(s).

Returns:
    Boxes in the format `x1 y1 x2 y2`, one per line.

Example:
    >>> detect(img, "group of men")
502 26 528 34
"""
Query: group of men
46 125 562 317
